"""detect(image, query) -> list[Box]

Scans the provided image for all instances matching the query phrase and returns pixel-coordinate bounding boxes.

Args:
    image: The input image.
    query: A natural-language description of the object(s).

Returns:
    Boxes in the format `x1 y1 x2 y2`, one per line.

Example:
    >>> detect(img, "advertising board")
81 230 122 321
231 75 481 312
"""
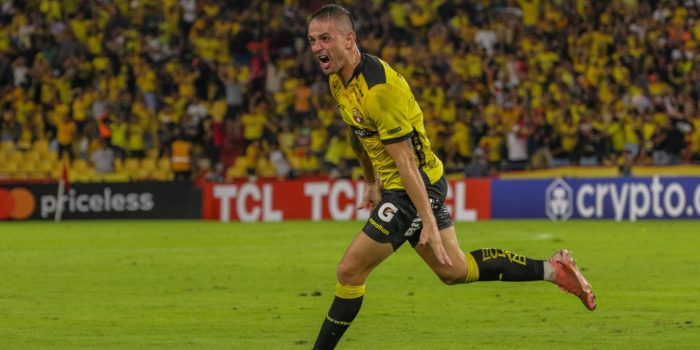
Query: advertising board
0 182 201 220
202 179 491 222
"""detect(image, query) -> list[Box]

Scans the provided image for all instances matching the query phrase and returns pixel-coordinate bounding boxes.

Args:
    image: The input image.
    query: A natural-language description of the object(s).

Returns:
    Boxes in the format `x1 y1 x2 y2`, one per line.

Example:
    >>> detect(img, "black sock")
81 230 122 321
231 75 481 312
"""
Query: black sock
312 284 365 350
466 248 545 282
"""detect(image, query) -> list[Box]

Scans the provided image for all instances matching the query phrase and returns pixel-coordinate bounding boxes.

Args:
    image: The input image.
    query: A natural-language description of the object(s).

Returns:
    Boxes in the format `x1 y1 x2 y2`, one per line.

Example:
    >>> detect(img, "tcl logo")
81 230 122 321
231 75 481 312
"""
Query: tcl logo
0 187 36 220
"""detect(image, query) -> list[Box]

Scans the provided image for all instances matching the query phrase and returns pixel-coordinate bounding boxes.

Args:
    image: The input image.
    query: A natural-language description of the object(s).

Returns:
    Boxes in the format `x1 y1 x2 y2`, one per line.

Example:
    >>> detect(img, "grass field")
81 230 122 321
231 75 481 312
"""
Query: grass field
1 220 699 349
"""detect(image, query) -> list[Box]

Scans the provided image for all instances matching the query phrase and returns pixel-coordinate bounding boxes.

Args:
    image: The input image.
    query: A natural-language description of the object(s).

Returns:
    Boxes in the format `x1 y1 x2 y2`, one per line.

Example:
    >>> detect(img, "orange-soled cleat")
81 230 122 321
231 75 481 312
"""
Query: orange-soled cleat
550 249 596 311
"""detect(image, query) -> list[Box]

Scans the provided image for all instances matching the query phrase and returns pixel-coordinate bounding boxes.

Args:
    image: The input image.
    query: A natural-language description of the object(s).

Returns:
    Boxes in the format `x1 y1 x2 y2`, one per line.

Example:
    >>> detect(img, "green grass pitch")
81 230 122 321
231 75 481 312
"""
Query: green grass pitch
1 220 699 349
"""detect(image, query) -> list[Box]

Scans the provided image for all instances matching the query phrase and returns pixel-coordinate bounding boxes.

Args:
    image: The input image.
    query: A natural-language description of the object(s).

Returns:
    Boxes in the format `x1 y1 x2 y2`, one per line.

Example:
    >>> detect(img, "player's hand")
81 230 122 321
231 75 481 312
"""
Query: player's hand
358 179 381 212
419 218 453 266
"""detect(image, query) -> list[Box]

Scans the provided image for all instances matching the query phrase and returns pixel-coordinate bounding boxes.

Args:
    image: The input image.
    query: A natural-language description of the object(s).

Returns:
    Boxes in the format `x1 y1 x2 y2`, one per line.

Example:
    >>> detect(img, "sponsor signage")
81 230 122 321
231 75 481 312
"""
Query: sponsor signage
0 182 201 220
7 176 696 222
492 176 700 221
202 179 491 222
0 187 35 220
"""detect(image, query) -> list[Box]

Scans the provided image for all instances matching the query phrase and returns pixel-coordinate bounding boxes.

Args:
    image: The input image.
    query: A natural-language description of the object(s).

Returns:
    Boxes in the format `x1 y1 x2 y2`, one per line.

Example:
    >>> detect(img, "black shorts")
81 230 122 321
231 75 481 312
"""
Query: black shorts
363 176 453 250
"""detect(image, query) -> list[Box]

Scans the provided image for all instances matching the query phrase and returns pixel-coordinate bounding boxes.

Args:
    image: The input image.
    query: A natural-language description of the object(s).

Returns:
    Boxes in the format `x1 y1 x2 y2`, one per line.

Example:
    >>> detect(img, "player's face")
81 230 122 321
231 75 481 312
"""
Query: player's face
308 18 349 75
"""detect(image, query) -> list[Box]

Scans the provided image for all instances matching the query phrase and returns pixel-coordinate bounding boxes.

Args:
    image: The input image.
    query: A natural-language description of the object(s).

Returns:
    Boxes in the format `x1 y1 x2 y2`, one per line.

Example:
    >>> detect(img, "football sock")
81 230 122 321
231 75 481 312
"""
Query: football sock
543 260 556 282
312 283 365 350
465 248 545 282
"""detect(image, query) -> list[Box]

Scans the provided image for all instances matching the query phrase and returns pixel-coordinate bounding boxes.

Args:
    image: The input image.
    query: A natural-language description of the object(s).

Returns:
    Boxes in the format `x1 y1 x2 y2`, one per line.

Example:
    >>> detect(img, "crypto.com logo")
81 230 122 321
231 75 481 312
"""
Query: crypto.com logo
0 187 36 220
545 178 573 221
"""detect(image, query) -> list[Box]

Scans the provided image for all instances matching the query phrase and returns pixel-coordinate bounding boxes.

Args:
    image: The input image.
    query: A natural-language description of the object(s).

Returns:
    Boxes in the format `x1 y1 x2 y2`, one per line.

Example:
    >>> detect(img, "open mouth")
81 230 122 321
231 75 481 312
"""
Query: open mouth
318 55 331 70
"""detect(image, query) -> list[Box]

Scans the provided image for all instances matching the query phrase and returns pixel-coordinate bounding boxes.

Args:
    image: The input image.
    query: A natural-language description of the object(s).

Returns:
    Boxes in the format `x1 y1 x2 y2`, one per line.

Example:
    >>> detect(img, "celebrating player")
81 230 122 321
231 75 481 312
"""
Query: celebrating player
307 5 596 349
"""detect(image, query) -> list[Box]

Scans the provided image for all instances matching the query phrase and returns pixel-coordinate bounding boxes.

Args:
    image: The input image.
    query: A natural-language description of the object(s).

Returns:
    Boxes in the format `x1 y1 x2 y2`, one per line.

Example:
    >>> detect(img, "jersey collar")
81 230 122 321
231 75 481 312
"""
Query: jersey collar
343 52 366 87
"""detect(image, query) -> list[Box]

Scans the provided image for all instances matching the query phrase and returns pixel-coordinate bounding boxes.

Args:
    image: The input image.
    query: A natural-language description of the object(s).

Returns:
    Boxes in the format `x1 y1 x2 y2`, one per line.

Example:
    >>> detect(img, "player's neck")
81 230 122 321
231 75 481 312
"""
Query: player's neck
340 48 361 85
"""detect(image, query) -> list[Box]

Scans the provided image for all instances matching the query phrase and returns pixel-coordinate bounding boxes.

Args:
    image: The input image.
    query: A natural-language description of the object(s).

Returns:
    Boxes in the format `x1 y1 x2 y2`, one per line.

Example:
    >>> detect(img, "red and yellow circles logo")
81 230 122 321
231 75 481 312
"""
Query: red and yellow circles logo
0 188 36 220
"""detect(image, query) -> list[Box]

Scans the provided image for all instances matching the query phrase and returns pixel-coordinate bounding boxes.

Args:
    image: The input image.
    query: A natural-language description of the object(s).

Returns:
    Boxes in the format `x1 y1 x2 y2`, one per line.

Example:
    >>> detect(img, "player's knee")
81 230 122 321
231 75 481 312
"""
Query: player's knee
336 261 365 285
437 271 466 285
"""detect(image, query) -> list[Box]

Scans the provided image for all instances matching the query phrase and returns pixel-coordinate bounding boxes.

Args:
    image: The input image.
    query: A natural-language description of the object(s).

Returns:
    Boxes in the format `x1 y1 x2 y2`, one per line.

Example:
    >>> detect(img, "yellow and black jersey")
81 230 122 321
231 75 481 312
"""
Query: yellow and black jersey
329 53 444 190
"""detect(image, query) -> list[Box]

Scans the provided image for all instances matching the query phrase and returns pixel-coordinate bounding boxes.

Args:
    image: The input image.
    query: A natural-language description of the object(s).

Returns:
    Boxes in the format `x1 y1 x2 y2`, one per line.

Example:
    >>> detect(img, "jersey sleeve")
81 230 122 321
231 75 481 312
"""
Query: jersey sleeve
365 84 414 144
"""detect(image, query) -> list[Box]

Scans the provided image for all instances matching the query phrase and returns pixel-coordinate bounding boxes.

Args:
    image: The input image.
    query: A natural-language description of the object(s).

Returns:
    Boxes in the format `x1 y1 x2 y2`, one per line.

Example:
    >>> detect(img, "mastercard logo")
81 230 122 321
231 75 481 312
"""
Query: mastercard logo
0 187 36 220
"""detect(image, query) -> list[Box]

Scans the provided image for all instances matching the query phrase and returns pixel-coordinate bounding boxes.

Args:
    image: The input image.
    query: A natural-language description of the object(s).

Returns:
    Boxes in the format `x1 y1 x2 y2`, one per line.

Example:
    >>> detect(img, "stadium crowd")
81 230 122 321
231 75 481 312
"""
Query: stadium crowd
1 0 700 180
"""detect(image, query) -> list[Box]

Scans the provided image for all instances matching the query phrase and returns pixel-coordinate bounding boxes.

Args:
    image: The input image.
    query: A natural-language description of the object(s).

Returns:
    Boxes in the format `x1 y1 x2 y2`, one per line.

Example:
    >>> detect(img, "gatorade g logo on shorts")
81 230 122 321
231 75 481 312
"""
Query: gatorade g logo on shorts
378 202 398 222
0 187 36 220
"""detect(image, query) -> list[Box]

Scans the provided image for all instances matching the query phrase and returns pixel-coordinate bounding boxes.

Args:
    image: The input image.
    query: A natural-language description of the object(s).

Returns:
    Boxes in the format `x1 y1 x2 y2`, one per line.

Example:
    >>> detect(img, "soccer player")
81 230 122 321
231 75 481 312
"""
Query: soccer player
307 5 596 349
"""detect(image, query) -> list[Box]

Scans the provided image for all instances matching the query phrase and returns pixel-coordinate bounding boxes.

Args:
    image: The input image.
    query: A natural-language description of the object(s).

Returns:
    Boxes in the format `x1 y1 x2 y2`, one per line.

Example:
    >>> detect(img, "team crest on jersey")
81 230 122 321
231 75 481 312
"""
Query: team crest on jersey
353 107 364 124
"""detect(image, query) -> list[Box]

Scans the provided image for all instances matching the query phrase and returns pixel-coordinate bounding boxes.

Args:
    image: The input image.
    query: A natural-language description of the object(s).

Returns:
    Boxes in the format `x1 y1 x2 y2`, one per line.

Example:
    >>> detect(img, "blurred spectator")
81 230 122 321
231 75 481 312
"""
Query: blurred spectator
56 114 76 160
577 115 604 166
505 120 530 170
309 118 328 165
156 107 176 157
479 127 503 172
241 101 267 147
324 127 355 179
201 114 223 166
219 65 245 119
529 113 554 168
619 150 634 177
244 139 261 177
464 148 490 178
265 61 286 96
171 130 192 180
90 139 115 174
653 116 688 165
269 141 293 180
110 117 127 160
126 116 147 159
16 119 34 151
292 77 313 126
194 158 222 183
221 116 244 166
186 96 208 121
445 110 473 167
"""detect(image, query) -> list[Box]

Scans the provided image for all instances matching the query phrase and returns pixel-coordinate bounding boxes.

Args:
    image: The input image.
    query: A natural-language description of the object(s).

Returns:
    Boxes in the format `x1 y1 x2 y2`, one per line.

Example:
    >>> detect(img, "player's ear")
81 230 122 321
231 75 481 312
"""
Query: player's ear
345 31 355 50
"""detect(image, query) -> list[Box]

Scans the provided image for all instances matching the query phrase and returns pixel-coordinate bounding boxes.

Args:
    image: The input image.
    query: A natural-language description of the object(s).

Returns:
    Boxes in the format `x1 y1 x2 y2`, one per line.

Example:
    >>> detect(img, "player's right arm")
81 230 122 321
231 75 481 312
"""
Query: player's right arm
350 134 381 211
385 139 452 266
366 83 452 266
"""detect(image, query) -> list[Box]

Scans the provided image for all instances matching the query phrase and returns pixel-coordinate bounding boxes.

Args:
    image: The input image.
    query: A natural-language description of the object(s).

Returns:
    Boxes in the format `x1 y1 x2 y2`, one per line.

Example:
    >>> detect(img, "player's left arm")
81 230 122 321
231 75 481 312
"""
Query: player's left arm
350 134 381 211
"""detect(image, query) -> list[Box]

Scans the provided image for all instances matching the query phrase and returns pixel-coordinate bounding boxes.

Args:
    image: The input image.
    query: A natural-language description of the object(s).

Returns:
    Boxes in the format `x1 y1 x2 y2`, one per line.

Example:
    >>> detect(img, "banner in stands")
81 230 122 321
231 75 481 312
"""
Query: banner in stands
202 179 491 222
492 176 700 221
0 182 201 221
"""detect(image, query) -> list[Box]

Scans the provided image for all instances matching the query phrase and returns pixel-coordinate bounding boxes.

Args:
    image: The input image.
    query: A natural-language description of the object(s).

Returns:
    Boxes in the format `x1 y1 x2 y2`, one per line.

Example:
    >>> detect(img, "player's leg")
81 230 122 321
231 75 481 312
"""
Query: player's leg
414 226 547 284
335 231 394 285
413 225 468 285
312 231 394 350
414 225 596 310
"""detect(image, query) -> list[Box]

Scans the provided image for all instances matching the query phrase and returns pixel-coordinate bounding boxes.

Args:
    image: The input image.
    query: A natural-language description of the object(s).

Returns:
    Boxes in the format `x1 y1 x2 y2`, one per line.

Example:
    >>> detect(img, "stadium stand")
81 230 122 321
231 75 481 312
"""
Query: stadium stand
1 0 700 181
